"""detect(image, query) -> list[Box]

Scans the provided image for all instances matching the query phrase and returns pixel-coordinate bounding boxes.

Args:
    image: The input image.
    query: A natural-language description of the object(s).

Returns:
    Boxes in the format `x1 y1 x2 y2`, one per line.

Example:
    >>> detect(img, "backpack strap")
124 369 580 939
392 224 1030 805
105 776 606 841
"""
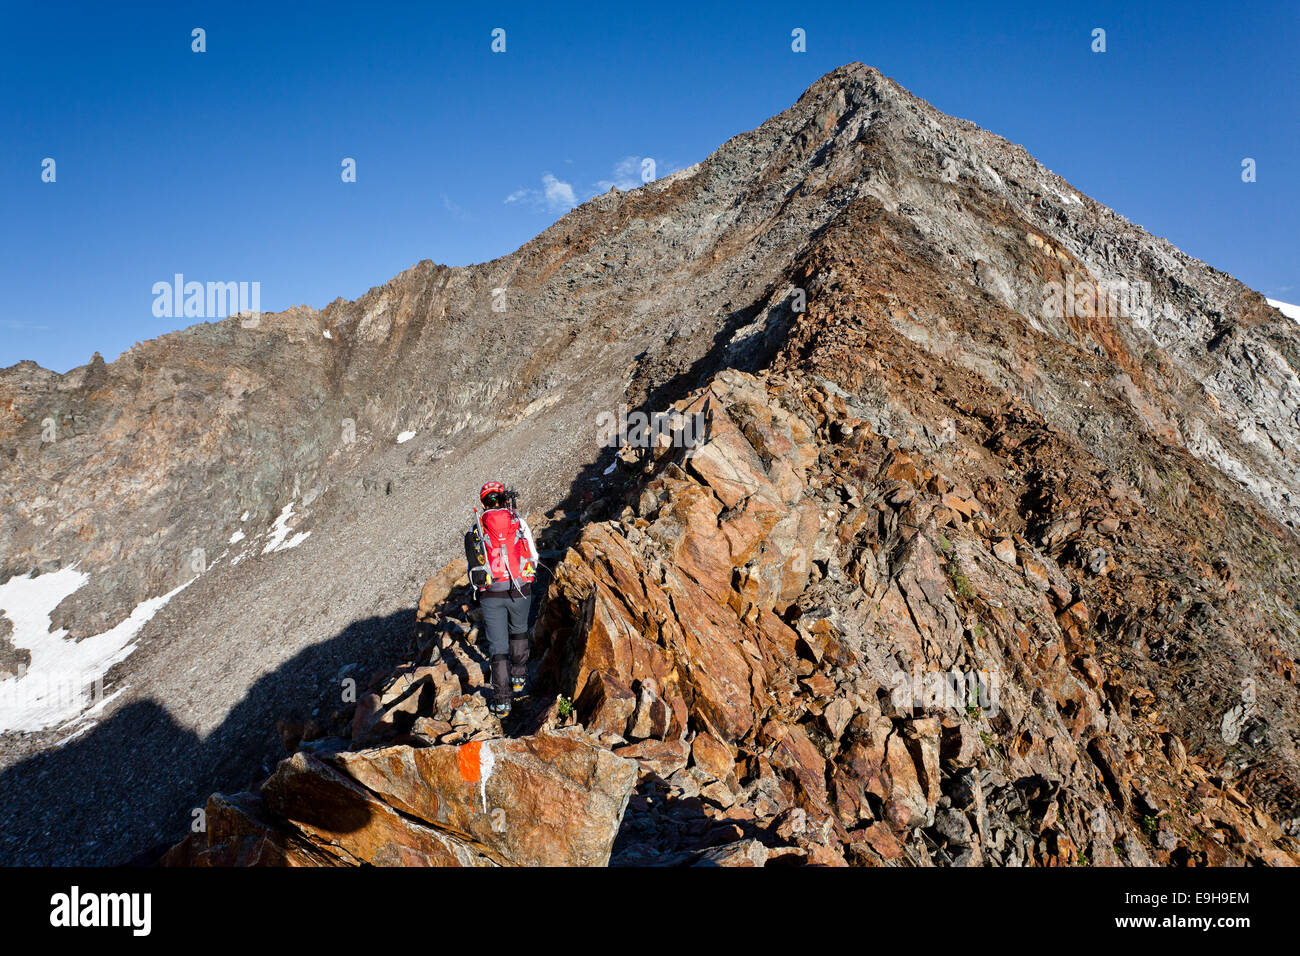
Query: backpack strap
470 507 491 598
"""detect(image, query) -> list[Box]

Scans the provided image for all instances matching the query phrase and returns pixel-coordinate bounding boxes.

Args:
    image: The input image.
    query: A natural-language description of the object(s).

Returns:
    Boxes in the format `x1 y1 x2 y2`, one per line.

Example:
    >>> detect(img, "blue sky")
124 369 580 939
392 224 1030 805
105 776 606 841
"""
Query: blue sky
2 0 1296 372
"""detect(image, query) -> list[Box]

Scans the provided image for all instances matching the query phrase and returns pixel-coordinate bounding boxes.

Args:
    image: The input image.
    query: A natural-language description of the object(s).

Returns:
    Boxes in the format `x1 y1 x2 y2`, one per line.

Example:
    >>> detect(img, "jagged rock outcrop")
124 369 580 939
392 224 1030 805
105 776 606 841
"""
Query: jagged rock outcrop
527 369 1299 865
165 731 636 867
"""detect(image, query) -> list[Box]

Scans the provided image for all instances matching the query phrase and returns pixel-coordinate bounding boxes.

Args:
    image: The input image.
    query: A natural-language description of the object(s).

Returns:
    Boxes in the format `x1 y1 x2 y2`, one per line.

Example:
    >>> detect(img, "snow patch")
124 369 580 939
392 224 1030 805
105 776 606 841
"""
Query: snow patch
323 329 333 339
396 430 416 444
0 568 190 732
229 530 245 545
1266 298 1300 322
56 685 128 744
262 502 311 554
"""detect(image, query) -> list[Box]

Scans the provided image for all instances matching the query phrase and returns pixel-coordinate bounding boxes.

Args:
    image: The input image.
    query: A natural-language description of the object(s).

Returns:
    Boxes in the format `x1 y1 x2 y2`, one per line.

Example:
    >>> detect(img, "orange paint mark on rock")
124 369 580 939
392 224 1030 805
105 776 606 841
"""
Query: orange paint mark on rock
457 740 482 782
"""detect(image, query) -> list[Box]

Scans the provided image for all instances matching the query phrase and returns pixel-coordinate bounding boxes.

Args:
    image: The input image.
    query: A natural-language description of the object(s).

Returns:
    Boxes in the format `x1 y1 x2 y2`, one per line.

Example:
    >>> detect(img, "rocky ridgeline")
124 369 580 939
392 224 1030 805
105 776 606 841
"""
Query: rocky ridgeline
170 367 1300 866
8 62 1297 651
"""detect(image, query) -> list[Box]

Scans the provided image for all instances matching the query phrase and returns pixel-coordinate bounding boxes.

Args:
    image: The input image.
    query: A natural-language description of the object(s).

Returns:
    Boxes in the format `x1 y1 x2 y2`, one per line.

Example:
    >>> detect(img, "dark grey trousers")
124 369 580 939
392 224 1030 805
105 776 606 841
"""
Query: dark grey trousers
481 595 531 701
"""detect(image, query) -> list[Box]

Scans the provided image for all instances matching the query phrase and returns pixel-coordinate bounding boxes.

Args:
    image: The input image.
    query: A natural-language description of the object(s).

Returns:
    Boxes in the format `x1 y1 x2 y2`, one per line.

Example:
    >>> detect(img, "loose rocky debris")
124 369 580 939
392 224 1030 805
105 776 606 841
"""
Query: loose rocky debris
543 367 1298 866
171 364 1300 867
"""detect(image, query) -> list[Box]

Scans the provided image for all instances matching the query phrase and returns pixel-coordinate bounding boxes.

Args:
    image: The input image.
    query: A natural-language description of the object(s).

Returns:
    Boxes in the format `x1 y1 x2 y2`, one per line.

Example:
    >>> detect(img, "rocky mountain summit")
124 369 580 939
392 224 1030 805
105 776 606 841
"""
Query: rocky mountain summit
4 64 1300 866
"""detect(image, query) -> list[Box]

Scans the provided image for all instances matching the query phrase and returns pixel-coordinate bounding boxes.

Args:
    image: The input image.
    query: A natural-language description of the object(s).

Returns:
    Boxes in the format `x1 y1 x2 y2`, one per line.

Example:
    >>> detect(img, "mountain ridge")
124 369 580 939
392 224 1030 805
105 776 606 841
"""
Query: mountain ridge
1 63 1297 866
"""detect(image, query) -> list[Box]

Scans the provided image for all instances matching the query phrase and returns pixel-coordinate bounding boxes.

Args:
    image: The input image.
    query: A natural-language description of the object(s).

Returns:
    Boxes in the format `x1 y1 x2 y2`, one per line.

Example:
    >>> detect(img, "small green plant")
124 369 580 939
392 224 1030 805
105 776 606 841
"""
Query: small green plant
939 533 953 554
1076 848 1090 866
965 700 982 721
979 731 995 748
1142 814 1160 835
556 695 573 719
948 566 974 598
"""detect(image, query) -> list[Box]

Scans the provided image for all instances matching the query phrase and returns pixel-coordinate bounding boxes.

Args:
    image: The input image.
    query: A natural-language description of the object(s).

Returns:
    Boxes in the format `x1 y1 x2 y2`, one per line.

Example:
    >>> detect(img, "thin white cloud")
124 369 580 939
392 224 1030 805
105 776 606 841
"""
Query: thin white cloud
441 193 471 221
594 155 646 192
591 155 681 196
504 173 577 213
541 174 576 211
506 157 683 212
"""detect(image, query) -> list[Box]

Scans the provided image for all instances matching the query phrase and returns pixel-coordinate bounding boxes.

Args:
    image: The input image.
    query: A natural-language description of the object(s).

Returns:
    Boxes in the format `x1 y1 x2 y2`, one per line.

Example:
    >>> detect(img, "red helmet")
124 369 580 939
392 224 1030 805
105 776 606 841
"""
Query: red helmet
480 480 506 504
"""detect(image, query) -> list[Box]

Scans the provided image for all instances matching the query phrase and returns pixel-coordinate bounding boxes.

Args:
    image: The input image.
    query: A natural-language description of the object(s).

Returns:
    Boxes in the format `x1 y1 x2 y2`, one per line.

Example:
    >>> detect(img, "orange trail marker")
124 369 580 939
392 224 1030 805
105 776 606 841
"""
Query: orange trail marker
457 740 482 782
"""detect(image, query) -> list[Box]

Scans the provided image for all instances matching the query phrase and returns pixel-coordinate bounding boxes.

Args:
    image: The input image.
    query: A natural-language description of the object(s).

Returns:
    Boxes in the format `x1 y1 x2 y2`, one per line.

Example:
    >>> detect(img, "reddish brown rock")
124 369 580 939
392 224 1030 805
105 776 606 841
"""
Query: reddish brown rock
164 792 340 867
576 670 637 737
613 738 691 778
694 838 770 867
332 731 637 867
691 733 736 782
261 752 494 866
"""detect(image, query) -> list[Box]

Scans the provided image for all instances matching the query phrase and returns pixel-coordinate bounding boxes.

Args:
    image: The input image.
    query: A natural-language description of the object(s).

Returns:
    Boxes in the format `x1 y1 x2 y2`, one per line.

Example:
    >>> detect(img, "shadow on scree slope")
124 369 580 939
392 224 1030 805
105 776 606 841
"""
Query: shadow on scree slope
0 609 416 867
0 292 793 867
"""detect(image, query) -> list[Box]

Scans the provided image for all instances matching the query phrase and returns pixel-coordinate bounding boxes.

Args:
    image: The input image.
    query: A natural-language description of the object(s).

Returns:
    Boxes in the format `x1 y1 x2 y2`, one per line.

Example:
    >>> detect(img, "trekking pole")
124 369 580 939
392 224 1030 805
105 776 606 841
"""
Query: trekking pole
472 506 489 599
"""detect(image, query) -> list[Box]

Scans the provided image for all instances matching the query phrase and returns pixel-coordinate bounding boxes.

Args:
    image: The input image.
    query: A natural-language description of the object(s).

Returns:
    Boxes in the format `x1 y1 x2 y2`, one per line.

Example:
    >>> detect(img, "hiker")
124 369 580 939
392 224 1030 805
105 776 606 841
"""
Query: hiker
465 481 539 717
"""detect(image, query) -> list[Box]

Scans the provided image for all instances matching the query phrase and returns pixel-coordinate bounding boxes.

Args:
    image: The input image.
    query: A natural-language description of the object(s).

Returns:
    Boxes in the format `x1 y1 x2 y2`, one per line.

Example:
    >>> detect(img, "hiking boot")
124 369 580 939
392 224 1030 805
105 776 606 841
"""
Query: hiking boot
490 699 512 718
508 633 529 695
490 653 511 710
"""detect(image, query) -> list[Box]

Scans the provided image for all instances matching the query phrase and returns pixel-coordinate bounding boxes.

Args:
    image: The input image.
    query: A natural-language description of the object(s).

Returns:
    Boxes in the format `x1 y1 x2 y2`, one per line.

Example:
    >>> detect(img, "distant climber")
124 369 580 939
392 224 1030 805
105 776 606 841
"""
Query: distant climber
465 481 539 717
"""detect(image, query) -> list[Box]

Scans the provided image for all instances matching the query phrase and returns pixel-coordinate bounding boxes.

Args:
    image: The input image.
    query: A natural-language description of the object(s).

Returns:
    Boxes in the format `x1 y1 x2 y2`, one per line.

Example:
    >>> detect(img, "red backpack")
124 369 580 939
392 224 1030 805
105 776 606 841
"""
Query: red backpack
468 507 535 593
